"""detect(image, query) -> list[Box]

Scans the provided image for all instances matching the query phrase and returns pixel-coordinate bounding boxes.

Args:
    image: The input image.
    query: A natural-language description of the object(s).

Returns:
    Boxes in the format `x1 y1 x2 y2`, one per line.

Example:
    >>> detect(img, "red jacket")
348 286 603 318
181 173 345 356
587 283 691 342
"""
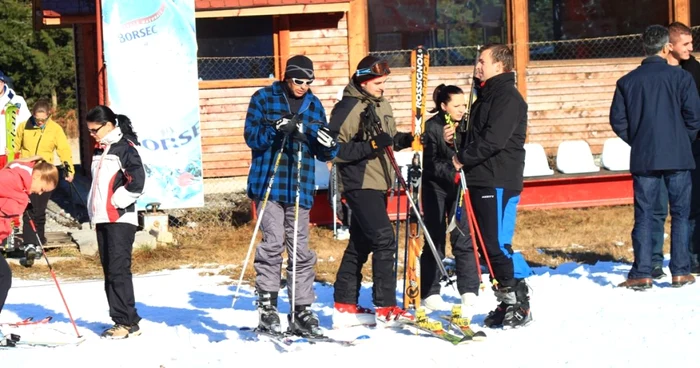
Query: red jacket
0 162 33 240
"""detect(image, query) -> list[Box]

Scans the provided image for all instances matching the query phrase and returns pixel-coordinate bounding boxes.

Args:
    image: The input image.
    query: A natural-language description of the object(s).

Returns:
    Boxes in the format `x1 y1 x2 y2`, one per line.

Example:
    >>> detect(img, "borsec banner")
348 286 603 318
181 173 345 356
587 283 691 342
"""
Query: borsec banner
101 0 204 210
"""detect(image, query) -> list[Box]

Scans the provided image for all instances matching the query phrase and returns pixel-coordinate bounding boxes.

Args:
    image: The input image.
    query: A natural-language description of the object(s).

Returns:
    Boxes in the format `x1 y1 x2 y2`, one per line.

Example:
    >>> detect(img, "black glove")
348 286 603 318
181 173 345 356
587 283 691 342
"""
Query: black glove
292 129 308 144
369 132 393 152
395 132 414 150
274 115 296 135
316 126 336 148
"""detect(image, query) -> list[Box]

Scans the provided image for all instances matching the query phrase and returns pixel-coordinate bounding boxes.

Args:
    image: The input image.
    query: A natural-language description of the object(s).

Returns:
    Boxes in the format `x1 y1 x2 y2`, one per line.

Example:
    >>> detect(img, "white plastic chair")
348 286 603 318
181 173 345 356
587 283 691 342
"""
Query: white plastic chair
523 143 554 177
555 140 600 174
600 137 630 171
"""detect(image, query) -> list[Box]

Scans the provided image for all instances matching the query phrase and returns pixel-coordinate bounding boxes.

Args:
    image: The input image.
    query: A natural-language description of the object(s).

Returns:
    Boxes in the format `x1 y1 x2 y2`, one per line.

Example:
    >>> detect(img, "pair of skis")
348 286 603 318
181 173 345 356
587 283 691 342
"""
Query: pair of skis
240 326 370 348
394 307 485 346
401 46 431 311
0 315 85 348
0 316 53 327
400 46 457 307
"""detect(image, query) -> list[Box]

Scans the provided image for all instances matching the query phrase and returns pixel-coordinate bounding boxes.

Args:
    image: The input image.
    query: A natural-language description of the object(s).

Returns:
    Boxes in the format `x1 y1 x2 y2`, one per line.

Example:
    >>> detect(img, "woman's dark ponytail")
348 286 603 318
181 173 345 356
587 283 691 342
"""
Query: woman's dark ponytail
429 84 464 114
429 84 446 114
115 114 140 145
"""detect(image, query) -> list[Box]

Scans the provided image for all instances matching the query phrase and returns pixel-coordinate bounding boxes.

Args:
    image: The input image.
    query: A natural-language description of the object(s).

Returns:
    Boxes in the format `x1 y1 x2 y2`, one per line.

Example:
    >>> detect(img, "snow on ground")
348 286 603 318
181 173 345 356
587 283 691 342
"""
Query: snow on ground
2 260 699 368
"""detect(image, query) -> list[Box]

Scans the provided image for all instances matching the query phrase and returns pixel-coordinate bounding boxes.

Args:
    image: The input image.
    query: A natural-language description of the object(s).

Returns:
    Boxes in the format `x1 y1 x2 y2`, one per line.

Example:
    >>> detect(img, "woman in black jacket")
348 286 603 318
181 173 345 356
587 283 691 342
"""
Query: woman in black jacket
420 84 480 320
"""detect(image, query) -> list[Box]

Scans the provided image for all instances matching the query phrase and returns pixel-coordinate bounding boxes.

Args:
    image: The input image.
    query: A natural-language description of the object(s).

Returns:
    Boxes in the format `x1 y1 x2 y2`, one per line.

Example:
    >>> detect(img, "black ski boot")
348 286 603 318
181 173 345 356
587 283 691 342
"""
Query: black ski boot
483 285 516 328
502 279 532 329
287 305 322 337
256 291 281 334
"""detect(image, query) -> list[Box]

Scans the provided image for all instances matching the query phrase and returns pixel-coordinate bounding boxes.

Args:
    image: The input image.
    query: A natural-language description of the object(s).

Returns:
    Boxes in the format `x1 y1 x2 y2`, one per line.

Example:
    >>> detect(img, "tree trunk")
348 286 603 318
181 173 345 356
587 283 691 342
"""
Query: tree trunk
51 87 58 110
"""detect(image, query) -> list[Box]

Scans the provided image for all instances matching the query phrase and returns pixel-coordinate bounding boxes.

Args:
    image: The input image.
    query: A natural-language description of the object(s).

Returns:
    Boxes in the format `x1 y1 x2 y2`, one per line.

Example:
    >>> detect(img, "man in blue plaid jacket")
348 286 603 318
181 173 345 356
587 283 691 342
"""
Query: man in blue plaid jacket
244 55 338 336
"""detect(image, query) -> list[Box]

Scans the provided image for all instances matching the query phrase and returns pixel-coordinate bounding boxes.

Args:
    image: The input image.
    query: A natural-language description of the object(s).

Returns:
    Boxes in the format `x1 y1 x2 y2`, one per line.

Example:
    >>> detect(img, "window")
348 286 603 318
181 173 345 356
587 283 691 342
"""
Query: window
196 16 274 80
368 0 507 67
528 0 669 60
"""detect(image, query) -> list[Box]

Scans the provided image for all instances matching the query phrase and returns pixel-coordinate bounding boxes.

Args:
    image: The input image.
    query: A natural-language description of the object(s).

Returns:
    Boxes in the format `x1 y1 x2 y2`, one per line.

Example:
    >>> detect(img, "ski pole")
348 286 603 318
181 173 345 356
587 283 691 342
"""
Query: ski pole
63 161 91 230
459 173 498 287
445 108 494 287
397 167 411 299
391 174 399 280
457 171 493 287
370 127 454 287
26 215 82 338
289 139 304 330
332 164 338 238
231 134 288 309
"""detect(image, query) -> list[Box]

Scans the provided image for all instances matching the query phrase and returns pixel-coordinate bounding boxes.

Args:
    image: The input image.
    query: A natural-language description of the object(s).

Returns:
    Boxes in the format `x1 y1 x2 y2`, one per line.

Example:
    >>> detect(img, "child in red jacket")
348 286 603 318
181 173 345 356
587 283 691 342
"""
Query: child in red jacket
0 156 59 314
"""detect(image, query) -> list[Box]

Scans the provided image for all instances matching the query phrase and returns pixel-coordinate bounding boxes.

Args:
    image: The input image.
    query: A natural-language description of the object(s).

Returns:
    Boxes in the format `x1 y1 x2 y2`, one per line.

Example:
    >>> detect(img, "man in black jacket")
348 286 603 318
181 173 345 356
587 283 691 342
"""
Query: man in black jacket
671 23 700 275
445 44 534 329
649 22 700 279
611 25 700 290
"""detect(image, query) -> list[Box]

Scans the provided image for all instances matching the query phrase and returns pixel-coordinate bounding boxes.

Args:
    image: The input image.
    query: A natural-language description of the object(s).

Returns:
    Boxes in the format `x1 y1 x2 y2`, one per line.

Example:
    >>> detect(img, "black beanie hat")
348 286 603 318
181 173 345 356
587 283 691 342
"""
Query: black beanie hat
285 55 315 80
353 55 389 84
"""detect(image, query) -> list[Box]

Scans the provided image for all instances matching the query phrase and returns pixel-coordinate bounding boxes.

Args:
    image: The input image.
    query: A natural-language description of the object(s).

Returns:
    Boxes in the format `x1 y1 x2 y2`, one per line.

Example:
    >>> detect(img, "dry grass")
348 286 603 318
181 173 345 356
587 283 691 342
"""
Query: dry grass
8 202 673 284
53 109 79 139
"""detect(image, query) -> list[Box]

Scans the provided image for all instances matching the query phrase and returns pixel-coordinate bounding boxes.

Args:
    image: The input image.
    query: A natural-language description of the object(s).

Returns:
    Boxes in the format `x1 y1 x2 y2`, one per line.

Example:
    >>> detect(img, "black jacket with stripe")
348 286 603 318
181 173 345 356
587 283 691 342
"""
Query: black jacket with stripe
456 72 527 191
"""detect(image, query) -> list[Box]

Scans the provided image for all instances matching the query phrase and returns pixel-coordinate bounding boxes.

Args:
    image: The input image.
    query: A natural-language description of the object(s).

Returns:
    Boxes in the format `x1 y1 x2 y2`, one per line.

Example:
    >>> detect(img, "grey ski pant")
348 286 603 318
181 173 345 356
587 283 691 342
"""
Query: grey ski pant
254 200 316 306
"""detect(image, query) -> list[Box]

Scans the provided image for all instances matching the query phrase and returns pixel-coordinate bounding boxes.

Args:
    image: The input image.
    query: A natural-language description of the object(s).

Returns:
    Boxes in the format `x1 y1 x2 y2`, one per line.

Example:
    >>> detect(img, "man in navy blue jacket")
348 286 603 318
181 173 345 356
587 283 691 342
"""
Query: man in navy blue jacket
244 55 338 336
610 25 700 290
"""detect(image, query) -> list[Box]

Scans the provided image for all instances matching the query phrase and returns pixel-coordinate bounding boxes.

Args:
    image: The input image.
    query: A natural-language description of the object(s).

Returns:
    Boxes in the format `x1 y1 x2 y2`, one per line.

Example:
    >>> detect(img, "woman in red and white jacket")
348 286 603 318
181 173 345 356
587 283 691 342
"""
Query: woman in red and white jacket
0 156 58 316
85 105 146 339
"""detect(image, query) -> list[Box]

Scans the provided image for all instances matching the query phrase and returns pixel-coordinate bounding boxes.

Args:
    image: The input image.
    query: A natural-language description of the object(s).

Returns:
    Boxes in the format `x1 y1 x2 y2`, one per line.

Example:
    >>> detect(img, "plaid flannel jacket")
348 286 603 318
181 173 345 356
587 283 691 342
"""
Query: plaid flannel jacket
244 81 338 209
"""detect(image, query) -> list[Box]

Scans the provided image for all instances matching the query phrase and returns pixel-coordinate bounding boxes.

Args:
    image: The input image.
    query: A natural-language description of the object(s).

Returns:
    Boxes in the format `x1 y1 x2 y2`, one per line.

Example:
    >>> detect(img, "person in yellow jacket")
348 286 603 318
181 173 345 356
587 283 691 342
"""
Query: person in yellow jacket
14 98 74 258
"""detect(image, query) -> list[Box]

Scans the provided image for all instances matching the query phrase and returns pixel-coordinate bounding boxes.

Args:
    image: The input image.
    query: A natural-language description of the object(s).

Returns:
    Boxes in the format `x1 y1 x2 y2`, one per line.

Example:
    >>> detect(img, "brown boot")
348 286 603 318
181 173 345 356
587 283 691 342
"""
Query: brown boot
617 278 652 290
671 274 695 288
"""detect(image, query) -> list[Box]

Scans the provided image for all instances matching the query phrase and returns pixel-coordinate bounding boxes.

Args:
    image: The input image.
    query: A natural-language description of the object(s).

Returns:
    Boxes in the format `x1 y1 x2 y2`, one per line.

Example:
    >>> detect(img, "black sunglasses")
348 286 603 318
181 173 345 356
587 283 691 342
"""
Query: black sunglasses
88 124 106 135
34 116 50 123
292 78 314 86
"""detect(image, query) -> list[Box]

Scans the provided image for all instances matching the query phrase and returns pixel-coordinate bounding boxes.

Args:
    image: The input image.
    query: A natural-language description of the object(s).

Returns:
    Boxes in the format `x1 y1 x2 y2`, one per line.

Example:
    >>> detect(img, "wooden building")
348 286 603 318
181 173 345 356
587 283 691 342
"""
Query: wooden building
33 0 698 182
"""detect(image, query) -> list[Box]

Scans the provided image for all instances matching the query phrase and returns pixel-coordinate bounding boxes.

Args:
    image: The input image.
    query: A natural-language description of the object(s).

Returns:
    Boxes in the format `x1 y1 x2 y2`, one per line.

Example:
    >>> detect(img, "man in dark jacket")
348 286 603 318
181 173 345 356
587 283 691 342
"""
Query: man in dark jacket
610 25 700 290
446 44 534 329
649 22 700 279
672 23 700 275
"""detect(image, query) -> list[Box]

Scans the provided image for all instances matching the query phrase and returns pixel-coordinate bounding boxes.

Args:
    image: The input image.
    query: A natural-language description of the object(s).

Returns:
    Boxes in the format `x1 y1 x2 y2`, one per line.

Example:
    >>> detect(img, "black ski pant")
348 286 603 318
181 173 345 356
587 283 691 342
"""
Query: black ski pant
469 187 532 288
97 222 141 326
421 184 479 297
334 189 397 307
23 190 53 245
0 253 11 314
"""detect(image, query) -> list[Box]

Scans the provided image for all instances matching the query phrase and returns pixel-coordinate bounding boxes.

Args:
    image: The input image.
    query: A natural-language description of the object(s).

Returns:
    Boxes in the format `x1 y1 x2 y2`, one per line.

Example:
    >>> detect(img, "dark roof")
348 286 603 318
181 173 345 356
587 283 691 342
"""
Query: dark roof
41 0 95 15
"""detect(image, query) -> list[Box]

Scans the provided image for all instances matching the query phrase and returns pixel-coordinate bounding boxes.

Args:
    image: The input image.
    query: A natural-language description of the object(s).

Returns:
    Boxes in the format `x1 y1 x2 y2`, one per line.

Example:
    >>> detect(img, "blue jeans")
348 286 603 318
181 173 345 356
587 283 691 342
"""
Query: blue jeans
651 180 667 268
655 162 700 268
688 154 700 265
629 171 691 279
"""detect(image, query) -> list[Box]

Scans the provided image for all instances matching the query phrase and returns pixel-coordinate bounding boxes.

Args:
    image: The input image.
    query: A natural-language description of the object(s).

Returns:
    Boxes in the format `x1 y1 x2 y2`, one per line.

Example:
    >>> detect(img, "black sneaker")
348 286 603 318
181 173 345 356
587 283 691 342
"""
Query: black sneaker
288 306 322 337
691 264 700 276
651 266 666 280
21 245 36 267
